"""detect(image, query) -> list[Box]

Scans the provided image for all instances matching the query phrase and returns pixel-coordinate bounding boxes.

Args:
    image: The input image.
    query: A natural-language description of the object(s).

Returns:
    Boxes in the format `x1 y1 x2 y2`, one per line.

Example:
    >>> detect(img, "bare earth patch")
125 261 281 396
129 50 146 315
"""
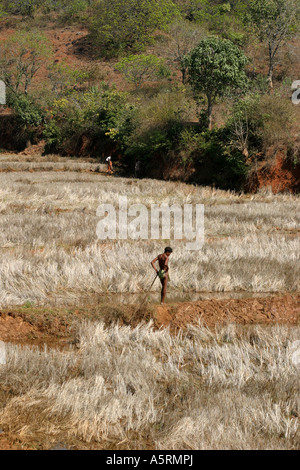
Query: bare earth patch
156 294 300 330
0 294 299 347
0 313 38 342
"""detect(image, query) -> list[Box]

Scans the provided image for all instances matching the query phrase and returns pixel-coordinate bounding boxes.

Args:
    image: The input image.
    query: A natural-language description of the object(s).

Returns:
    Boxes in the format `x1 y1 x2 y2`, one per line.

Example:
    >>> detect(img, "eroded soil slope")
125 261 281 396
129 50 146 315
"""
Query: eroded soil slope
1 294 299 346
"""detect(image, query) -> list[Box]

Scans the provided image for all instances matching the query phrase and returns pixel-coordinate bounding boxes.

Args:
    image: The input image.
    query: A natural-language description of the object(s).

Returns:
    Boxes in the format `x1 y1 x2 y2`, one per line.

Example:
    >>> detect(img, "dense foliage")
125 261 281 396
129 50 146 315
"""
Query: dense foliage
89 0 179 57
186 37 248 129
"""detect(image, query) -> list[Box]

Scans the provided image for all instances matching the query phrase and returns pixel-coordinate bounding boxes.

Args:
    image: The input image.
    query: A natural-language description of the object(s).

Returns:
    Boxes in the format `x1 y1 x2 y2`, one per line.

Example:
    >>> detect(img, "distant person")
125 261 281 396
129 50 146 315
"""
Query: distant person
106 156 113 175
151 247 173 305
135 160 142 178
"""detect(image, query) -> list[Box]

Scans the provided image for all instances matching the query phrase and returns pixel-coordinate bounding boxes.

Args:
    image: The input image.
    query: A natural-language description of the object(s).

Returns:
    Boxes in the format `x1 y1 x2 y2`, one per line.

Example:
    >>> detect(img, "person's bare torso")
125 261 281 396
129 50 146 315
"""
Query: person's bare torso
158 253 169 272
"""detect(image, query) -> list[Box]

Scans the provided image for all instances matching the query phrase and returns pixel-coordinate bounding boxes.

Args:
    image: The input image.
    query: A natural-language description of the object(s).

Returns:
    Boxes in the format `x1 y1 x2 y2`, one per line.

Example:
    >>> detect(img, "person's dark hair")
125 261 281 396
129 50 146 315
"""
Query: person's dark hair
164 247 173 253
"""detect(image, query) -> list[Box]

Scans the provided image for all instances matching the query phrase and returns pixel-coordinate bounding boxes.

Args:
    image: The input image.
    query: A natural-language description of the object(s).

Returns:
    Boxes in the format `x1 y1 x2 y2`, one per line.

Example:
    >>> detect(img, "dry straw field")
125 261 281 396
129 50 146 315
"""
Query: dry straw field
1 321 299 449
0 156 299 306
0 155 299 450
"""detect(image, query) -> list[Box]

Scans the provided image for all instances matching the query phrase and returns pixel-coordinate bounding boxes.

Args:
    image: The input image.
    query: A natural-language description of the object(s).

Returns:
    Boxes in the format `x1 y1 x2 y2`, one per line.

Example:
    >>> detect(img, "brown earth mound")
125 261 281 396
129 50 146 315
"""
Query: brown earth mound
246 151 300 194
155 294 300 330
258 156 300 194
0 312 38 342
0 294 299 347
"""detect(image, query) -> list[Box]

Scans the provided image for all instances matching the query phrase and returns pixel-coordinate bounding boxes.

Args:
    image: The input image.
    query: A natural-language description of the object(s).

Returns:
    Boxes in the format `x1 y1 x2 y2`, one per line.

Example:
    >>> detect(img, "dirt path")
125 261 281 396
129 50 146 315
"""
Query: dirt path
0 294 299 347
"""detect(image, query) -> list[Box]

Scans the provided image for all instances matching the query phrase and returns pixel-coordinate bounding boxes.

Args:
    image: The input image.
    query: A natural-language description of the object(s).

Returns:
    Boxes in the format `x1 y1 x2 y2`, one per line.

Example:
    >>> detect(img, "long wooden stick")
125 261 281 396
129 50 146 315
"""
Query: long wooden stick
139 273 158 308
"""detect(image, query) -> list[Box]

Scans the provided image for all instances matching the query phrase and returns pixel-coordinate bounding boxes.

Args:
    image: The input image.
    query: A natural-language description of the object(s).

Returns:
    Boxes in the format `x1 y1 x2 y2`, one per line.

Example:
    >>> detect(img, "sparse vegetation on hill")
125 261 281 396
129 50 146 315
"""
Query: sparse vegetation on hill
0 0 299 191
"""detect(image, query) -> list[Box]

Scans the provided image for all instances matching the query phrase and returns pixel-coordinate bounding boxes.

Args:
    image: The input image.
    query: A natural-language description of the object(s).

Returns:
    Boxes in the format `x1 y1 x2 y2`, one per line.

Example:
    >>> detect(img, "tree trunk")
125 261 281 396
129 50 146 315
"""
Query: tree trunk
268 68 274 92
207 97 213 130
181 67 186 84
243 148 249 159
268 45 274 92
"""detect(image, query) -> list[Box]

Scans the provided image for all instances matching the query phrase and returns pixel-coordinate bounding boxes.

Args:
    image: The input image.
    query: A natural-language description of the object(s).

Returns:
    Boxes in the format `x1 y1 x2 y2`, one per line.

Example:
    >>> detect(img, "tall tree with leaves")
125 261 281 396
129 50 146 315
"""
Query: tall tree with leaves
186 37 248 129
244 0 300 90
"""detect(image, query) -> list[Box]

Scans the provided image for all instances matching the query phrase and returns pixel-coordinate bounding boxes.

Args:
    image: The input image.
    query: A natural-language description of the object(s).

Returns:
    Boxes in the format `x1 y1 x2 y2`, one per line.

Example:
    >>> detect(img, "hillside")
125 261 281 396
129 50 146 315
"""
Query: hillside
0 2 299 192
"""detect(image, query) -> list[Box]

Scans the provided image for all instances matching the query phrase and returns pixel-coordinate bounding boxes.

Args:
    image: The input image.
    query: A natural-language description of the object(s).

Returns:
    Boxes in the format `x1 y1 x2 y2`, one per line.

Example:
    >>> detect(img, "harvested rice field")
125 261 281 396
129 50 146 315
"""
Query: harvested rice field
0 154 299 450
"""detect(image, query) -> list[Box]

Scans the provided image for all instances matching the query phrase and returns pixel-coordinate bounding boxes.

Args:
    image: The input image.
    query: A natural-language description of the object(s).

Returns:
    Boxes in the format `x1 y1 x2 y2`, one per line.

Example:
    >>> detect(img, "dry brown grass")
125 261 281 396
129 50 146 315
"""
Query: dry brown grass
0 321 299 449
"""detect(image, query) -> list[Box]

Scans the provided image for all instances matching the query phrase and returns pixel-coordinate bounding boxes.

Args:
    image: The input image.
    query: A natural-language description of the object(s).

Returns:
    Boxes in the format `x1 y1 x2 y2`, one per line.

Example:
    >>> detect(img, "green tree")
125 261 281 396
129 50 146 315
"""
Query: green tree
172 1 248 45
115 54 170 89
244 0 300 90
8 92 45 148
186 37 248 129
0 30 52 95
90 0 179 57
0 1 5 17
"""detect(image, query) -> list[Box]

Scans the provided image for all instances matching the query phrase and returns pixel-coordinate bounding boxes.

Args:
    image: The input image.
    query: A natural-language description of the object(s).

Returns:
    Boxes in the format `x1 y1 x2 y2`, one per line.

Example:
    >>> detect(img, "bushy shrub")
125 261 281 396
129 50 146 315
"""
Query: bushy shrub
1 0 90 18
7 92 45 146
43 84 136 154
251 94 296 150
10 93 44 127
173 0 248 45
62 0 88 18
227 93 296 155
115 54 170 89
177 126 248 189
53 0 90 23
89 0 179 57
42 119 62 153
123 88 191 170
47 61 92 97
2 0 38 17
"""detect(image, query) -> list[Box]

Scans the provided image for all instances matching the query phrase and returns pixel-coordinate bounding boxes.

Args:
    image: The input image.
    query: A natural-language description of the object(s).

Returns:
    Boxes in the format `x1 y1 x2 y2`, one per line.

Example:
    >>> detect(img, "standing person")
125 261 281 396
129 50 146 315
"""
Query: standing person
151 247 173 305
106 156 113 175
135 160 142 178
